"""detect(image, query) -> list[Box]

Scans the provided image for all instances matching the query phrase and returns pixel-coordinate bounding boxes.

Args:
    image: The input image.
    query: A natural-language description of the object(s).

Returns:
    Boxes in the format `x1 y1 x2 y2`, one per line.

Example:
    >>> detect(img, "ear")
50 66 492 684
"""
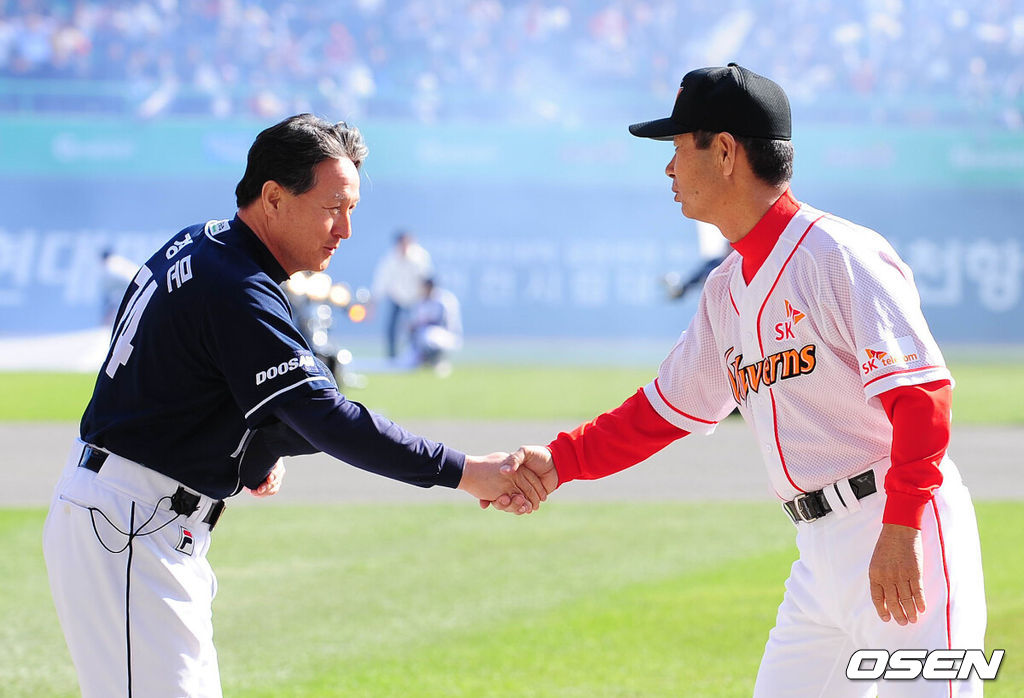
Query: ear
717 132 737 177
261 180 284 218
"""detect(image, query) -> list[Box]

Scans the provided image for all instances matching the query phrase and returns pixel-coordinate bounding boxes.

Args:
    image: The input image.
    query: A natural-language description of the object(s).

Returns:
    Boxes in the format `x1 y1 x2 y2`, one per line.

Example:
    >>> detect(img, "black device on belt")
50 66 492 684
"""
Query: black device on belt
783 470 877 523
78 445 226 530
78 445 108 473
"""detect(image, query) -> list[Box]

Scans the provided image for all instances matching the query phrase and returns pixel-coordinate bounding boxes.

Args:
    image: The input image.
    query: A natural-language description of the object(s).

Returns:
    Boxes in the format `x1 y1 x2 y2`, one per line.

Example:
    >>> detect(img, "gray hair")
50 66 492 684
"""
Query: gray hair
693 129 793 187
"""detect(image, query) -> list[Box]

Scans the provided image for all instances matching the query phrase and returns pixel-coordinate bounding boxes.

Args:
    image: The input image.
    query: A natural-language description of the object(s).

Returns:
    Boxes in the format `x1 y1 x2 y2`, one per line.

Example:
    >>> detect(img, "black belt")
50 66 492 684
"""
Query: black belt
783 470 877 523
78 445 226 530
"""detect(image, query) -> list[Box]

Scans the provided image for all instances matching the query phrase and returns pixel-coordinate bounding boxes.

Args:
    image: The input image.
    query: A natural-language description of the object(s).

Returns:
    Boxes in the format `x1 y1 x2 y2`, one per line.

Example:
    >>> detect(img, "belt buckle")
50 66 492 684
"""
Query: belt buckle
791 492 821 523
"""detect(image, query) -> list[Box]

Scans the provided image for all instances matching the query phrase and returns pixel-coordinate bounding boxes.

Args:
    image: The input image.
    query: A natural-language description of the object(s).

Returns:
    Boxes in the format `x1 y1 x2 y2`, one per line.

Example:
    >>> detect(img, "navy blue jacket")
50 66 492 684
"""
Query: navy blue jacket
81 216 464 498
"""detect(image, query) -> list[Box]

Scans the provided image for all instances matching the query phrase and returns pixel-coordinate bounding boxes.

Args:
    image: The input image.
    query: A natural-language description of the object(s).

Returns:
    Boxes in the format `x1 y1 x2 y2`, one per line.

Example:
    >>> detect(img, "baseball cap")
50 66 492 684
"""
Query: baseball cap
629 63 791 141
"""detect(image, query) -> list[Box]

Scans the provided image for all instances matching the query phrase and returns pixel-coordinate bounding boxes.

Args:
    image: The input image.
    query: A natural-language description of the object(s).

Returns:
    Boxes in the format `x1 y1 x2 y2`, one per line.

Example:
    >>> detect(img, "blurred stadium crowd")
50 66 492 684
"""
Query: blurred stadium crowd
0 0 1022 127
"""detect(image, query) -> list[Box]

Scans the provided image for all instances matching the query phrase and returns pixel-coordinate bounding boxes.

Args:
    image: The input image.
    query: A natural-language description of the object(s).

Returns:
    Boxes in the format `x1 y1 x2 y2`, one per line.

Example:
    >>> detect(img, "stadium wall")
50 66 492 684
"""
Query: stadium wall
0 117 1021 343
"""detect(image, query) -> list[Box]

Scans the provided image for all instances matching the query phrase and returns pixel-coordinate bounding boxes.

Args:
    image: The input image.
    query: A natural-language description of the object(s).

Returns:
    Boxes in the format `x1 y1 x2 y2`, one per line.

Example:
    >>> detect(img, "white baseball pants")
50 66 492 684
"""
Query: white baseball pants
43 441 223 698
753 458 987 697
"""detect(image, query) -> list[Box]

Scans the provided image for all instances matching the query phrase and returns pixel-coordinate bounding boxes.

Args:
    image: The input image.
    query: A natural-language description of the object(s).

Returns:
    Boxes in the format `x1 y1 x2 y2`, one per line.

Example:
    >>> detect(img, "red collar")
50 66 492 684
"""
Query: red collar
730 189 800 284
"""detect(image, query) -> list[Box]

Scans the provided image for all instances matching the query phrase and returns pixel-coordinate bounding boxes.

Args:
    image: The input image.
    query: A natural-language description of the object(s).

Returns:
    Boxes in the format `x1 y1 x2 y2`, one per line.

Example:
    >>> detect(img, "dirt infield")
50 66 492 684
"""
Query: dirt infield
6 420 1022 508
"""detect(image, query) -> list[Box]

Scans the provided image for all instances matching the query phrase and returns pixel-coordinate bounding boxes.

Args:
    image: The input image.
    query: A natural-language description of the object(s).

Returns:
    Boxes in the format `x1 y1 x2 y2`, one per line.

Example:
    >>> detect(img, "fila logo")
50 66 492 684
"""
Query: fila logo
255 355 316 385
725 344 816 404
176 527 194 556
774 299 805 340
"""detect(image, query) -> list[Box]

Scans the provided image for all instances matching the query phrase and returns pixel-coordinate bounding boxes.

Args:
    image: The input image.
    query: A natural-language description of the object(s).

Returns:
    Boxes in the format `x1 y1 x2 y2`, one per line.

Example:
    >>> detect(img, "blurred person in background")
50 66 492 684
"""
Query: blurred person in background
370 228 433 360
663 219 731 302
406 276 462 376
99 247 139 326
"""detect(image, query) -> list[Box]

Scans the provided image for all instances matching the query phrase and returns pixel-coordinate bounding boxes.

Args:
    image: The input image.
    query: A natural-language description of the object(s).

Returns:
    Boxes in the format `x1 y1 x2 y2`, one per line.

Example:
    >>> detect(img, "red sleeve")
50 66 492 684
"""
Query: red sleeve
547 388 689 485
877 379 952 529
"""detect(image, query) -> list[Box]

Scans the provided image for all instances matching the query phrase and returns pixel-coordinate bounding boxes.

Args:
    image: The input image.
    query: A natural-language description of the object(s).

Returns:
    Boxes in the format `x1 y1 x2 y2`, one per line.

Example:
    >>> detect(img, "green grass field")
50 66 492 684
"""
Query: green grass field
3 361 1020 695
2 361 1024 422
3 501 1021 697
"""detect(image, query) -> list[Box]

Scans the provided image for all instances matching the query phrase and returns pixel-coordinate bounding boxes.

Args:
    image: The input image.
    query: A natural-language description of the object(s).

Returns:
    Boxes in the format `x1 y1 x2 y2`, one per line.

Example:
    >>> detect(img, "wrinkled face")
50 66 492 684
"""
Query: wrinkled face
271 157 360 274
665 133 719 223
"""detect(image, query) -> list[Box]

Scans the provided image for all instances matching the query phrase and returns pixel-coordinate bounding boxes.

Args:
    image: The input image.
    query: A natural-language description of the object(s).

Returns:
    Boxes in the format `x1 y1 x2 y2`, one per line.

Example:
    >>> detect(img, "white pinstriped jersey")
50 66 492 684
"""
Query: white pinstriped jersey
643 203 952 500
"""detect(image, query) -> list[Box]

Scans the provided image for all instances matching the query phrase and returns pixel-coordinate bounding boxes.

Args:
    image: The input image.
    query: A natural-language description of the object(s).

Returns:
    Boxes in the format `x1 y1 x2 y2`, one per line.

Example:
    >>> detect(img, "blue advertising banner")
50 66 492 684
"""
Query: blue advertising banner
1 118 1022 346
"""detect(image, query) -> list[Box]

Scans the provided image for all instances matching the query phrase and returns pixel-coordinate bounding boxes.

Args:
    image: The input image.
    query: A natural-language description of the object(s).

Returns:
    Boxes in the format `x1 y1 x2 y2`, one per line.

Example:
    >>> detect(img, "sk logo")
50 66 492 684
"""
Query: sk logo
862 348 891 373
775 299 805 341
861 338 920 376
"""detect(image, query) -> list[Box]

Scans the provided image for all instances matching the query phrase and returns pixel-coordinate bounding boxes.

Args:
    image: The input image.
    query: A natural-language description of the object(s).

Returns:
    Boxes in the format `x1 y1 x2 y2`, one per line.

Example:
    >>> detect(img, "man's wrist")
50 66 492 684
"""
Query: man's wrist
882 490 931 529
439 448 466 489
546 436 574 486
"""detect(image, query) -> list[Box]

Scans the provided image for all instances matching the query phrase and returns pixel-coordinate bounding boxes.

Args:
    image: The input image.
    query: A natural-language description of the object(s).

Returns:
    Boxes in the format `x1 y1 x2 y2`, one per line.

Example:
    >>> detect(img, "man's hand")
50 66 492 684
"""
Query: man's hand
868 523 926 625
249 459 286 497
459 452 538 515
481 446 559 513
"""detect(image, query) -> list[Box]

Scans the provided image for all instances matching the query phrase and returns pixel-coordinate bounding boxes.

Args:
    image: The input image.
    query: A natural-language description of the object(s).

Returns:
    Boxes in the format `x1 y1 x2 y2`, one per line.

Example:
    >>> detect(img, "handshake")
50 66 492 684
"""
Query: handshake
457 446 560 515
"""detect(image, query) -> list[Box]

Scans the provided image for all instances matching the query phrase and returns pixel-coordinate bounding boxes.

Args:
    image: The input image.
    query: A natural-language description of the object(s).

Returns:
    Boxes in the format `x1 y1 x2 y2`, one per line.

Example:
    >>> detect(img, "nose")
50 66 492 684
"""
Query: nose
334 211 352 240
665 154 675 179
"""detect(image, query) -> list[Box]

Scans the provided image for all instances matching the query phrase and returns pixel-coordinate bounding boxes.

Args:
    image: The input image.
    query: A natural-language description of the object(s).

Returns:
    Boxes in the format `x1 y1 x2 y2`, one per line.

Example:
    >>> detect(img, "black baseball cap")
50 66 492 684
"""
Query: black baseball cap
629 63 791 141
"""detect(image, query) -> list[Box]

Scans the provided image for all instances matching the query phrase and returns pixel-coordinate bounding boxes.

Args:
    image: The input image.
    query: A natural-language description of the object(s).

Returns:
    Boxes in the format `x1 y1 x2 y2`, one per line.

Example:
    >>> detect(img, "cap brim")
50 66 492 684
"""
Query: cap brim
628 118 689 140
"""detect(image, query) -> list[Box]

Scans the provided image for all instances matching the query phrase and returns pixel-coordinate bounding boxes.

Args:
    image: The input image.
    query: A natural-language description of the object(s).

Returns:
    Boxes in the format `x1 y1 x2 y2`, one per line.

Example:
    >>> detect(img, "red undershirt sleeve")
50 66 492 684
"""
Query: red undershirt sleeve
878 379 952 529
547 388 689 485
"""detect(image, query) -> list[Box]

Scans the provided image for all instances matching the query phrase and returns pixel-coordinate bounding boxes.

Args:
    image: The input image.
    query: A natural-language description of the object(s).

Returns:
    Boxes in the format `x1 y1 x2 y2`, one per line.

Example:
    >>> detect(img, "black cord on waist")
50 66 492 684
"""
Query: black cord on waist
87 495 181 555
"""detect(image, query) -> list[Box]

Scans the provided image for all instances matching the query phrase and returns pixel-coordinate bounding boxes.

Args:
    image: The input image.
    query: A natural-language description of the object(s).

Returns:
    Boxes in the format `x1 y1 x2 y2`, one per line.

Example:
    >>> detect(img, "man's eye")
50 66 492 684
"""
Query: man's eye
328 207 341 215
